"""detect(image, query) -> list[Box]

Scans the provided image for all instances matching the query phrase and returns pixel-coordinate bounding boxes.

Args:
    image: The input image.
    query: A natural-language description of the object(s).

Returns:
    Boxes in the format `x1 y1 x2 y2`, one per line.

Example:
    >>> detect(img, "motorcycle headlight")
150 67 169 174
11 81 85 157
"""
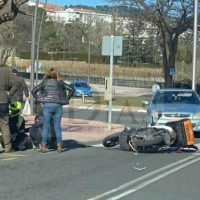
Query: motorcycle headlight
193 112 200 119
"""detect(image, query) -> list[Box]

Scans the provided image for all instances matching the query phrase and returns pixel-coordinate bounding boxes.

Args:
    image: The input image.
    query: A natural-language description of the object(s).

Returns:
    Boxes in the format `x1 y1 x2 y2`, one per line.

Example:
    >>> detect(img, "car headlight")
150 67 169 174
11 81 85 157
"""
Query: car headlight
151 110 158 118
193 112 200 119
76 89 83 94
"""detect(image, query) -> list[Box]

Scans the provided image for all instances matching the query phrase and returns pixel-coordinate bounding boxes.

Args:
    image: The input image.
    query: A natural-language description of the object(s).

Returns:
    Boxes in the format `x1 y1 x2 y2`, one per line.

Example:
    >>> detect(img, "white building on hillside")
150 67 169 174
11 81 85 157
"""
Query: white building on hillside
53 7 112 25
26 1 155 37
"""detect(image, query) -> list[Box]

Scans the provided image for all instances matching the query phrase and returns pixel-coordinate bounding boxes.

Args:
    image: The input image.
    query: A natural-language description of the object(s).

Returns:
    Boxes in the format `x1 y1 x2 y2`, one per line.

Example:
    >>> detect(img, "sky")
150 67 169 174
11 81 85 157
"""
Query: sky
40 0 112 7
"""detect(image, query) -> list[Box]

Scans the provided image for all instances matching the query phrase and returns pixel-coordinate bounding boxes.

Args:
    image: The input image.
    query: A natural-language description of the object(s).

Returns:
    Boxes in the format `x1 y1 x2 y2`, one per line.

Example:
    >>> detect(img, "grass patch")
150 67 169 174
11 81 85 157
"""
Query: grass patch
79 96 152 107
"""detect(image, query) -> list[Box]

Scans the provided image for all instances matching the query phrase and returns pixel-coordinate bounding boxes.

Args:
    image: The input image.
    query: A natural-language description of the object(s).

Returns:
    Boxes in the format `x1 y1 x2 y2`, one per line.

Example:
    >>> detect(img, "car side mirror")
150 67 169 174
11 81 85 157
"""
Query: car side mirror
142 100 149 107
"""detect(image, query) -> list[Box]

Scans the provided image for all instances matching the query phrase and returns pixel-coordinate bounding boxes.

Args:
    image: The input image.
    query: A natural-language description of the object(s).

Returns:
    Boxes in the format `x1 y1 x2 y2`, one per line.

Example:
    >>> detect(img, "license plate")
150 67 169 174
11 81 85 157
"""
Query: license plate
170 118 179 122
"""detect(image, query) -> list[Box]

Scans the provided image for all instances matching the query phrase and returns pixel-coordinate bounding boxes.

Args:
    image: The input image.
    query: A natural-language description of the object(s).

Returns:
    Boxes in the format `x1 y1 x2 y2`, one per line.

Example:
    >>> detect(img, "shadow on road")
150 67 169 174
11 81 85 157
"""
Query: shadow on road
62 139 90 150
24 138 90 152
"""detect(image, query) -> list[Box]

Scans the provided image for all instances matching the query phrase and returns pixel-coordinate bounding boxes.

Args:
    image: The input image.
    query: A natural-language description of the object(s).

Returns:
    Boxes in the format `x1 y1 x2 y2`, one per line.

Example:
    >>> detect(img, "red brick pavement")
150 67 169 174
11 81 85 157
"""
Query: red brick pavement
24 116 124 143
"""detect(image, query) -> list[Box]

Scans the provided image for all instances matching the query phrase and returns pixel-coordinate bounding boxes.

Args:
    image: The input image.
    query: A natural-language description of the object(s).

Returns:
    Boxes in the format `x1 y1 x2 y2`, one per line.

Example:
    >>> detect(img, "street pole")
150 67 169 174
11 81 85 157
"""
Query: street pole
192 0 198 90
108 35 114 130
87 13 91 84
36 0 47 85
30 0 39 115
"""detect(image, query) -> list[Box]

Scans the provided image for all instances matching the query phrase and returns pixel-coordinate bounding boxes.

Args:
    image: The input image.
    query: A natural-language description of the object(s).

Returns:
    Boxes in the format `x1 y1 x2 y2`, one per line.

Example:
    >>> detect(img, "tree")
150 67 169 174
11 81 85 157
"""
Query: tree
108 0 196 87
0 0 28 24
0 0 28 64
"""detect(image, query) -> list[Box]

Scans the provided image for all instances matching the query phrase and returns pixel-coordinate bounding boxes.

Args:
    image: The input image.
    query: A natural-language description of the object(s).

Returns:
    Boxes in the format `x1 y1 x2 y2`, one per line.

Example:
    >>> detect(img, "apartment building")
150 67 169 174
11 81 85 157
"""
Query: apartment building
27 1 113 24
26 1 153 37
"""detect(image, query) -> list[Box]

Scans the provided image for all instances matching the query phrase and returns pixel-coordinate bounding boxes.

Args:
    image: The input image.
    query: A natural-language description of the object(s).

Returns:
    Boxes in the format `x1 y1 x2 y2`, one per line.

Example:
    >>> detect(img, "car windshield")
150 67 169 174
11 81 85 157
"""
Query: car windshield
75 82 89 88
152 91 200 104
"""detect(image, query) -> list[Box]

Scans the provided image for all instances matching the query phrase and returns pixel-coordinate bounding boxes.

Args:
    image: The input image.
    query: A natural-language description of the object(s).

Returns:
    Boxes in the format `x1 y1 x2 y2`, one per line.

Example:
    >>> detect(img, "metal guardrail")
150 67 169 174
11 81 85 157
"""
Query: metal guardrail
19 72 164 89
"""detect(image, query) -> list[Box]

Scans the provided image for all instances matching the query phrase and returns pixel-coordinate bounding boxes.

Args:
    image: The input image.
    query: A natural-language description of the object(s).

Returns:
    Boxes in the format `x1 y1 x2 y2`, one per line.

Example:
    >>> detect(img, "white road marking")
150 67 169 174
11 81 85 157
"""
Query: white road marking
78 106 89 109
92 144 104 147
62 105 69 108
92 144 119 148
138 110 147 113
0 153 29 157
104 108 122 112
2 158 18 161
87 146 200 200
108 156 200 200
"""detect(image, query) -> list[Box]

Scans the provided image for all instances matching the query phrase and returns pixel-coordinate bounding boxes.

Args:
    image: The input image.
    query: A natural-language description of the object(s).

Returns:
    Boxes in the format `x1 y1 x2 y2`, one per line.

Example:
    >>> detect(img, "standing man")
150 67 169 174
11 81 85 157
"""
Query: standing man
0 64 20 153
11 68 29 103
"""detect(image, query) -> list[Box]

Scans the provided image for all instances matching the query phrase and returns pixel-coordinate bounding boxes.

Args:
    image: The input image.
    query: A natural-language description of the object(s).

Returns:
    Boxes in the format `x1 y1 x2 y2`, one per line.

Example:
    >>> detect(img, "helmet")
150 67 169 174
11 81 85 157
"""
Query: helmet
9 101 22 111
9 102 22 117
11 68 18 74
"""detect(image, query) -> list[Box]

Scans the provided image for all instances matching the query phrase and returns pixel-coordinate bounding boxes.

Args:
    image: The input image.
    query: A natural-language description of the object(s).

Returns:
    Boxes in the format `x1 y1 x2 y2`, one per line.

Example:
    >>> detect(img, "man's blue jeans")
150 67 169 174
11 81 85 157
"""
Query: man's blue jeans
41 103 63 144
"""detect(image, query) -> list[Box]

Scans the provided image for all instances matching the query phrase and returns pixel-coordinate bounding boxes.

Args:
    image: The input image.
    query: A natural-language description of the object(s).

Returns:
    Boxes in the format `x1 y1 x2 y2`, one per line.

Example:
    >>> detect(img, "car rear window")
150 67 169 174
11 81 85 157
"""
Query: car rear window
75 82 89 87
153 91 200 104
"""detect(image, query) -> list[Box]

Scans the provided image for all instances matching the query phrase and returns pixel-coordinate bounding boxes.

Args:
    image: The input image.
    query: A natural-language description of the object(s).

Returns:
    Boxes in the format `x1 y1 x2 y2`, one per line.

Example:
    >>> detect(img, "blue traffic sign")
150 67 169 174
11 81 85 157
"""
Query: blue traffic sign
170 68 176 76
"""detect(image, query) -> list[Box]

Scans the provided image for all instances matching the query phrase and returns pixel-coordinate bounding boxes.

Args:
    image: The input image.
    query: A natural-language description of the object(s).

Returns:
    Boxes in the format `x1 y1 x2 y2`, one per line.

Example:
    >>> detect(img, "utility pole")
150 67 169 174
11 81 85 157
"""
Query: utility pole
112 8 116 35
30 0 39 115
35 0 47 86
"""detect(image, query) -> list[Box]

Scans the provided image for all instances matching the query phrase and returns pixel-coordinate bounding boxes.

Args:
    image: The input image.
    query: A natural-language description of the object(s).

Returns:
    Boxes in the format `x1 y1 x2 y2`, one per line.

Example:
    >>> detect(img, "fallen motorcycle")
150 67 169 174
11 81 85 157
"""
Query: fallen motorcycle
29 113 56 150
102 118 198 153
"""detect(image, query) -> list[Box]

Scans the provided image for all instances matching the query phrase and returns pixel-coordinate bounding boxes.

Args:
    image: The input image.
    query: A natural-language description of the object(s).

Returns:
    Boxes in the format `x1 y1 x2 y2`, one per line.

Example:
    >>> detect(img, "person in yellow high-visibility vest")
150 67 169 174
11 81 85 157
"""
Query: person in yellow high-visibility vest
0 102 28 151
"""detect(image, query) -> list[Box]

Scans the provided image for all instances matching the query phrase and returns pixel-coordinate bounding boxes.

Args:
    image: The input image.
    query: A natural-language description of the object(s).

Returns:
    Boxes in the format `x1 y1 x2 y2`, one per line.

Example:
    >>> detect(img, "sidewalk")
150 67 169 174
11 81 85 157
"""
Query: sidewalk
24 115 125 144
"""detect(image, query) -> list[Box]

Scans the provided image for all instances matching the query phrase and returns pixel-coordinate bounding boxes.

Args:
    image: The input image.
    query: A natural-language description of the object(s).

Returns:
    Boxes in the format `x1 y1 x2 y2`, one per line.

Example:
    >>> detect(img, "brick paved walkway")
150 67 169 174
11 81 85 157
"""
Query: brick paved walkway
24 116 124 143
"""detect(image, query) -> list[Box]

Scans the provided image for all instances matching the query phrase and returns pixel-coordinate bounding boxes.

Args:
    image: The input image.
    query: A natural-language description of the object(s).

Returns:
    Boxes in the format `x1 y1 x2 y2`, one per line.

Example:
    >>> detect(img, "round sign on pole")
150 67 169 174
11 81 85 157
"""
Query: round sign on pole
152 84 160 93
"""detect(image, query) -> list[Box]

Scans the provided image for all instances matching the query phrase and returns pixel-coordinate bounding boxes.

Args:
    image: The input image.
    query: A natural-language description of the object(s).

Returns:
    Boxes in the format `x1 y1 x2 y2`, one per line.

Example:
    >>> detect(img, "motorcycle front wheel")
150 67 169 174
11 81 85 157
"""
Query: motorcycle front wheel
102 133 120 148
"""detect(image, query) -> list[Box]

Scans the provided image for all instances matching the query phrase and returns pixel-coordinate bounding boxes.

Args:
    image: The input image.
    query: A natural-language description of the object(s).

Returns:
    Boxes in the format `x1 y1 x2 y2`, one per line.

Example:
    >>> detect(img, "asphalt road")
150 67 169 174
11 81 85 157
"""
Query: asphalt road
26 80 153 98
63 107 148 128
0 145 200 200
1 109 200 200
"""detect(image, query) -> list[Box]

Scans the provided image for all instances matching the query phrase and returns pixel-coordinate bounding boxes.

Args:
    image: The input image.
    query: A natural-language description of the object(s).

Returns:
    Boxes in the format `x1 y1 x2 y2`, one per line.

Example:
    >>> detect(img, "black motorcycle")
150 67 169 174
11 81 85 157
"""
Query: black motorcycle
102 116 198 153
102 125 177 153
29 114 56 150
